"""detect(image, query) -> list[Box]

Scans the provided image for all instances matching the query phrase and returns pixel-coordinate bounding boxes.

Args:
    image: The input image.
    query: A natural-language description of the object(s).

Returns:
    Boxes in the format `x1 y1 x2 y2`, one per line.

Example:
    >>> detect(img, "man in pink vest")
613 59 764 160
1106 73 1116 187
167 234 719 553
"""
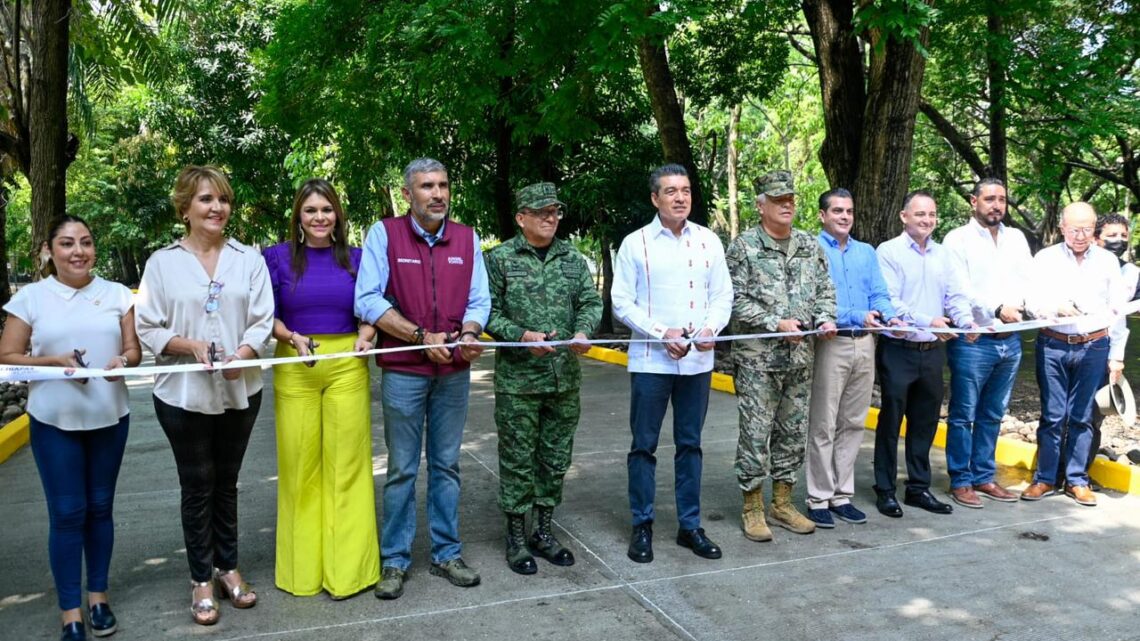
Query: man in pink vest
356 158 490 599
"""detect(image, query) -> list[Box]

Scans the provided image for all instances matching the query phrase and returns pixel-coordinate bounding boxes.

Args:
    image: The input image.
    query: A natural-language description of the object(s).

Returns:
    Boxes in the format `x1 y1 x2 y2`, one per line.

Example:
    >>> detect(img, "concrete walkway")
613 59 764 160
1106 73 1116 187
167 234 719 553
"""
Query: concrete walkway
2 354 1139 641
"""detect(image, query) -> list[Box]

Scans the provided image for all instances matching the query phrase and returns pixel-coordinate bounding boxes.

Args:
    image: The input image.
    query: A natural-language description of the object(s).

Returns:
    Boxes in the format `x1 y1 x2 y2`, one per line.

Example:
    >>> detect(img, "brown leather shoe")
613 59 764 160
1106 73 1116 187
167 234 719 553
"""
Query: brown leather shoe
950 486 983 509
1064 484 1097 506
1020 482 1055 501
973 482 1018 502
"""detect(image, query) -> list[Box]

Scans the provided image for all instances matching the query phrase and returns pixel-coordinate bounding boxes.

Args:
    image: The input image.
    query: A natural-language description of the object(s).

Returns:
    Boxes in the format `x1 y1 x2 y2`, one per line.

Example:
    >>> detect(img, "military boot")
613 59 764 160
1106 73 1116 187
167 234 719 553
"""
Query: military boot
741 488 773 542
529 506 575 566
505 514 537 575
769 481 816 534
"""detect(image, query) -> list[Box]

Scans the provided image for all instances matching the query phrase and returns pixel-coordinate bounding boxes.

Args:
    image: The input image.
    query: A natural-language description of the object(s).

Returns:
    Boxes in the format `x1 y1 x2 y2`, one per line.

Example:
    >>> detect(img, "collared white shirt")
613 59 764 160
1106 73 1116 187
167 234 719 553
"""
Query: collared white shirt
3 276 133 430
136 239 275 414
876 232 974 342
942 217 1034 327
1027 242 1128 360
611 215 733 374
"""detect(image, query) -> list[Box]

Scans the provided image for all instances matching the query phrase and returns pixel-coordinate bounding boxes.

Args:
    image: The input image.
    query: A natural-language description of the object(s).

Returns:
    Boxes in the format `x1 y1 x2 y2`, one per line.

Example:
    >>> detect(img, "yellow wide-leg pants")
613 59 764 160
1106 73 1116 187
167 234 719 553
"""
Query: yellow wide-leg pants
273 333 379 597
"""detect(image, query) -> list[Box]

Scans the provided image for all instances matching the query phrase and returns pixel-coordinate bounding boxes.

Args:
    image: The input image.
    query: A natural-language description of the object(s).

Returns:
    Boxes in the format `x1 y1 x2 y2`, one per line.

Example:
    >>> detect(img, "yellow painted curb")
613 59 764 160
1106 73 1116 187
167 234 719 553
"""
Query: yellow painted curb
582 345 1140 495
0 413 29 464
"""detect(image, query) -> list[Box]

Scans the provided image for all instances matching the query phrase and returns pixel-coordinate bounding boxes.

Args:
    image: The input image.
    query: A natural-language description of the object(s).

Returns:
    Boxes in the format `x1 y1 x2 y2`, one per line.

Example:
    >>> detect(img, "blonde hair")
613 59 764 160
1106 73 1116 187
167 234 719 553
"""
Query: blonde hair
171 165 235 229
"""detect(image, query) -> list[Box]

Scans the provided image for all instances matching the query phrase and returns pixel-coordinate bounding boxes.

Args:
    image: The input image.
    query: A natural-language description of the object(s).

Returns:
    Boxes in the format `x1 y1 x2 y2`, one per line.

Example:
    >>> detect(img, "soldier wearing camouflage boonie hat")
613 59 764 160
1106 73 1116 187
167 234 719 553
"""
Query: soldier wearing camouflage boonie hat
754 170 796 198
516 182 566 211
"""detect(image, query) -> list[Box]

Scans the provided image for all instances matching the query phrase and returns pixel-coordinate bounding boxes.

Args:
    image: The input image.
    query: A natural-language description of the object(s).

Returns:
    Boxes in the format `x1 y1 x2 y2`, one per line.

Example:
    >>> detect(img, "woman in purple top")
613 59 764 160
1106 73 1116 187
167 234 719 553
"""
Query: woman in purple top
262 179 379 599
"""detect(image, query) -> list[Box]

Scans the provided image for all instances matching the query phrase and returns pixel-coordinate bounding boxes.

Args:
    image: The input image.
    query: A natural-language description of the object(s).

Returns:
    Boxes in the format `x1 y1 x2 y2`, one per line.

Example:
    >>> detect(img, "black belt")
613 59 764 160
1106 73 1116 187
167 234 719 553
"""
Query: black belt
881 336 942 351
977 332 1014 340
834 329 870 338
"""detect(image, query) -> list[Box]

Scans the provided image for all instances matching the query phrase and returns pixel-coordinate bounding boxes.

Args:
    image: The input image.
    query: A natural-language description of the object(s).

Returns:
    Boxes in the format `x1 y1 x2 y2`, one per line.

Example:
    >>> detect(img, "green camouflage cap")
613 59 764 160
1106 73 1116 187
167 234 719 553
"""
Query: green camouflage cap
754 170 795 198
516 182 566 211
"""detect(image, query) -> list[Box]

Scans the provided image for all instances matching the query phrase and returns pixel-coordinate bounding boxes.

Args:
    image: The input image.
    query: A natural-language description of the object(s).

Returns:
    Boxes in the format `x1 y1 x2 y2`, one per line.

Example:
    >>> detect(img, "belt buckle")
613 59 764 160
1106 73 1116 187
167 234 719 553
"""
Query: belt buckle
1068 334 1082 345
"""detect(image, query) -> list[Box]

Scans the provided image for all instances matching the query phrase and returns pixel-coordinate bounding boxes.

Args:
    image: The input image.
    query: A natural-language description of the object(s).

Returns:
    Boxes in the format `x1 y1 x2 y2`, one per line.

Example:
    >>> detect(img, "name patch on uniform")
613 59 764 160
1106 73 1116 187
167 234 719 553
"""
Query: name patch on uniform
448 256 465 265
397 257 422 264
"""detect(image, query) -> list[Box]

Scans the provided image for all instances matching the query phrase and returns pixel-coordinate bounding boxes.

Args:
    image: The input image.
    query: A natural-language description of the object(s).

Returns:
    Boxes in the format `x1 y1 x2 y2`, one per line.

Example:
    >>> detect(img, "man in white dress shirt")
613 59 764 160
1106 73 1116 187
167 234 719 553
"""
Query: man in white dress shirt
941 178 1034 508
611 164 733 563
1023 202 1128 507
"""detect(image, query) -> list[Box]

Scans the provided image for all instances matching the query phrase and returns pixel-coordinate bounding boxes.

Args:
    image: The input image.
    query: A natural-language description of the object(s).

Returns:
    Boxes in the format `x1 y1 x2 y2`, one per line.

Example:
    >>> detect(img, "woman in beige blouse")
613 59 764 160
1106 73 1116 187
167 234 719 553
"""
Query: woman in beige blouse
136 166 274 626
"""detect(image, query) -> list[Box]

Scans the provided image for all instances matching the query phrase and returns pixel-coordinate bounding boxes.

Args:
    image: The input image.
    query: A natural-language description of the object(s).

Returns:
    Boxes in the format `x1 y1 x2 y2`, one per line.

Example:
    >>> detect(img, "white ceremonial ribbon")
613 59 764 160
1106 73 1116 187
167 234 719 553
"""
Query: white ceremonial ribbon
4 300 1138 383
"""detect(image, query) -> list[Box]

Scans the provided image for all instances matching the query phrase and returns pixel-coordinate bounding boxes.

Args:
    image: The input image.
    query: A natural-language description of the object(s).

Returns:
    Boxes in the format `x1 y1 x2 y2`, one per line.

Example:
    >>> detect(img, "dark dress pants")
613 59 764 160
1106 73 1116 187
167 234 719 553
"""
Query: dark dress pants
874 338 945 494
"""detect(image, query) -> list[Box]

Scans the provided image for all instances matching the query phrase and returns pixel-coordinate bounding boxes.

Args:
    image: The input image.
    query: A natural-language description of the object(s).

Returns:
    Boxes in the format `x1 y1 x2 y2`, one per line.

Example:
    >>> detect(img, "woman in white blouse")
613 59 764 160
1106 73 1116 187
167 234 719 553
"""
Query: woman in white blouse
0 215 140 641
135 166 274 626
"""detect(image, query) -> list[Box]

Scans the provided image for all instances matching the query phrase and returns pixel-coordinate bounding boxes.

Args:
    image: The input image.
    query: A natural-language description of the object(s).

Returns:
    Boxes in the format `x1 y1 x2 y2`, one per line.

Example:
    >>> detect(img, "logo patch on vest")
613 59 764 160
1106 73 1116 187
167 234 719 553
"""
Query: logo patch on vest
397 257 422 264
448 256 465 265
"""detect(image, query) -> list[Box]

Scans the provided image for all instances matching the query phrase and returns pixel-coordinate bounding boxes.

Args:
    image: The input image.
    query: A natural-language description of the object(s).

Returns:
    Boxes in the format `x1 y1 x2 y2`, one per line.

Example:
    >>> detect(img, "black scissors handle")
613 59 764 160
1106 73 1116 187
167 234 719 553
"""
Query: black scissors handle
303 337 318 368
73 349 89 368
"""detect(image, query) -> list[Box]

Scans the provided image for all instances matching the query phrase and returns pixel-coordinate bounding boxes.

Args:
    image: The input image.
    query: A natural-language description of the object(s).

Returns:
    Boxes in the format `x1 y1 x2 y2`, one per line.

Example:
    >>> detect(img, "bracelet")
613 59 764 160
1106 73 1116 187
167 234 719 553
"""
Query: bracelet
411 327 426 345
459 330 480 341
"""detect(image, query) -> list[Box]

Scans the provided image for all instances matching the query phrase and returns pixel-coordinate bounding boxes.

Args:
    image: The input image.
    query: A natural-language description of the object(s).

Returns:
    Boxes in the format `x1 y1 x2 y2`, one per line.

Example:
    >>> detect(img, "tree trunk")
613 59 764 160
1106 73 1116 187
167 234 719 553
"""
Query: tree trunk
802 0 864 192
599 234 615 334
0 185 10 312
727 103 741 239
492 9 516 240
636 3 707 226
804 0 932 246
29 0 70 263
986 4 1007 183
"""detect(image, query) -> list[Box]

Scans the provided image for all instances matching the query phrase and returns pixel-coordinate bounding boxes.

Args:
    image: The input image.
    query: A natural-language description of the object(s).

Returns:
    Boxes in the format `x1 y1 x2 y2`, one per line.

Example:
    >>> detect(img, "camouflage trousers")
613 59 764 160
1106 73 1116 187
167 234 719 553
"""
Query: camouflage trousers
495 389 581 514
734 365 813 491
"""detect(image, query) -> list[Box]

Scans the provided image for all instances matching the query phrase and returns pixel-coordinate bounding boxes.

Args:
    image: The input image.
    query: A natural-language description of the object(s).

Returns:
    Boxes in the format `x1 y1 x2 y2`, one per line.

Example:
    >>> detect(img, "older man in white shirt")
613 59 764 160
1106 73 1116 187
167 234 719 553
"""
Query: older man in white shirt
1023 202 1128 507
941 178 1035 508
612 164 733 564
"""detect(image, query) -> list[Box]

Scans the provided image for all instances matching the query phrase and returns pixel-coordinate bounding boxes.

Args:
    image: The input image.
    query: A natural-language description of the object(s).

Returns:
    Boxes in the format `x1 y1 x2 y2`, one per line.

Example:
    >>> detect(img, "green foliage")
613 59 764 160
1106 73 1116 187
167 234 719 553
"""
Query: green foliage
148 0 293 244
854 0 938 56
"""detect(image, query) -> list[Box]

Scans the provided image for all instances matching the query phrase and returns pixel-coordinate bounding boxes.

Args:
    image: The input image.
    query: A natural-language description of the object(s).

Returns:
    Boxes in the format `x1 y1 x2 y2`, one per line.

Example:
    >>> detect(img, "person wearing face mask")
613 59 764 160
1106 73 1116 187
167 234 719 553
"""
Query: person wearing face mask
0 216 140 641
262 179 379 599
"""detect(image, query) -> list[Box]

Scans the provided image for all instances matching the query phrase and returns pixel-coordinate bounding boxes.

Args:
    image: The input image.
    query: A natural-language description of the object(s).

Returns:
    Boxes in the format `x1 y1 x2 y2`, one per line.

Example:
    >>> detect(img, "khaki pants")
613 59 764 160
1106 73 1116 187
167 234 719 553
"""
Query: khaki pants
805 335 875 510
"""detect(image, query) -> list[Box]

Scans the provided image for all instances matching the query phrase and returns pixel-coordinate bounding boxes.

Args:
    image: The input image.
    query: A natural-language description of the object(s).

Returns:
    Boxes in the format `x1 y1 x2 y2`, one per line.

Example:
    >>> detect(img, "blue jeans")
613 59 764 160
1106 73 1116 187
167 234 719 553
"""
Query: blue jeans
30 414 129 610
946 335 1021 488
1034 334 1109 487
380 369 470 570
628 371 711 531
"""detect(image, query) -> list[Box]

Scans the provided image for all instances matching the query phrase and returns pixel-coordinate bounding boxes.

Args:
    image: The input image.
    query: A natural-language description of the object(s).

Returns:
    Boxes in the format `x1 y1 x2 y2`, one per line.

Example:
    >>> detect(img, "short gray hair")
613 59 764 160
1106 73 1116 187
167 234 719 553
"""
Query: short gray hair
403 158 448 189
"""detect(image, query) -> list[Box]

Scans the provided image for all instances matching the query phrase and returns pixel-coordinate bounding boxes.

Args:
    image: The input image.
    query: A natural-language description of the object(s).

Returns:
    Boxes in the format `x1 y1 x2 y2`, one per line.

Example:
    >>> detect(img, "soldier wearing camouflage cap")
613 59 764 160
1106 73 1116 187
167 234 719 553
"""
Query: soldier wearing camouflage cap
726 169 837 542
485 181 602 575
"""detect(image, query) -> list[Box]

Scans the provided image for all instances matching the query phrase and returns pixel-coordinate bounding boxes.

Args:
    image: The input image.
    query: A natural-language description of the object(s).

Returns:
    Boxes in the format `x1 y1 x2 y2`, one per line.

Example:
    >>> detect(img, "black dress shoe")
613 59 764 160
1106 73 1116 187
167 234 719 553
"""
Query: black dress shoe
904 489 954 514
875 488 903 518
60 621 87 641
89 602 117 637
676 528 722 559
627 523 653 563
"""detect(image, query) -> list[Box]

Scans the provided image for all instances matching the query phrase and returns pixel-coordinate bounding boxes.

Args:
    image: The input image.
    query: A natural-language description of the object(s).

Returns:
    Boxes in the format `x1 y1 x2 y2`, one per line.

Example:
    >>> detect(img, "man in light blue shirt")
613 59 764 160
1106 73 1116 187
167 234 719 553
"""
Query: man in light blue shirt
874 190 975 518
354 158 490 598
805 188 900 528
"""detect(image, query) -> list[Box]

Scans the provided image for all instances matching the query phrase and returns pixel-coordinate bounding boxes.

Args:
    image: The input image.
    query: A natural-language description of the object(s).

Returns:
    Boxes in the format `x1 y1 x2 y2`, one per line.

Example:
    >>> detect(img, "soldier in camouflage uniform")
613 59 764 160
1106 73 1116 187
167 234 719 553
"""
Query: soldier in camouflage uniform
485 182 602 575
726 170 837 542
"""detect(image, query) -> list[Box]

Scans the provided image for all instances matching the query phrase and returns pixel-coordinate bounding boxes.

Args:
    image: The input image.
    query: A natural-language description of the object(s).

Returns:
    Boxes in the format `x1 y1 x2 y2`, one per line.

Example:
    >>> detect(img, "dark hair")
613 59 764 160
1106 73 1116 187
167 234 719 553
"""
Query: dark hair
42 215 94 277
972 177 1005 198
902 189 935 210
289 179 355 284
649 164 689 194
818 188 853 212
1095 212 1130 238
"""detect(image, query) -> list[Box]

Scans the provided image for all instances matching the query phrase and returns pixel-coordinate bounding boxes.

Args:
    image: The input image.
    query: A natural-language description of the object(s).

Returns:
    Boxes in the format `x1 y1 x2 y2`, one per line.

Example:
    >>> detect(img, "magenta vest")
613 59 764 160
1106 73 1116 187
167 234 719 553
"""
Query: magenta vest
378 215 475 376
